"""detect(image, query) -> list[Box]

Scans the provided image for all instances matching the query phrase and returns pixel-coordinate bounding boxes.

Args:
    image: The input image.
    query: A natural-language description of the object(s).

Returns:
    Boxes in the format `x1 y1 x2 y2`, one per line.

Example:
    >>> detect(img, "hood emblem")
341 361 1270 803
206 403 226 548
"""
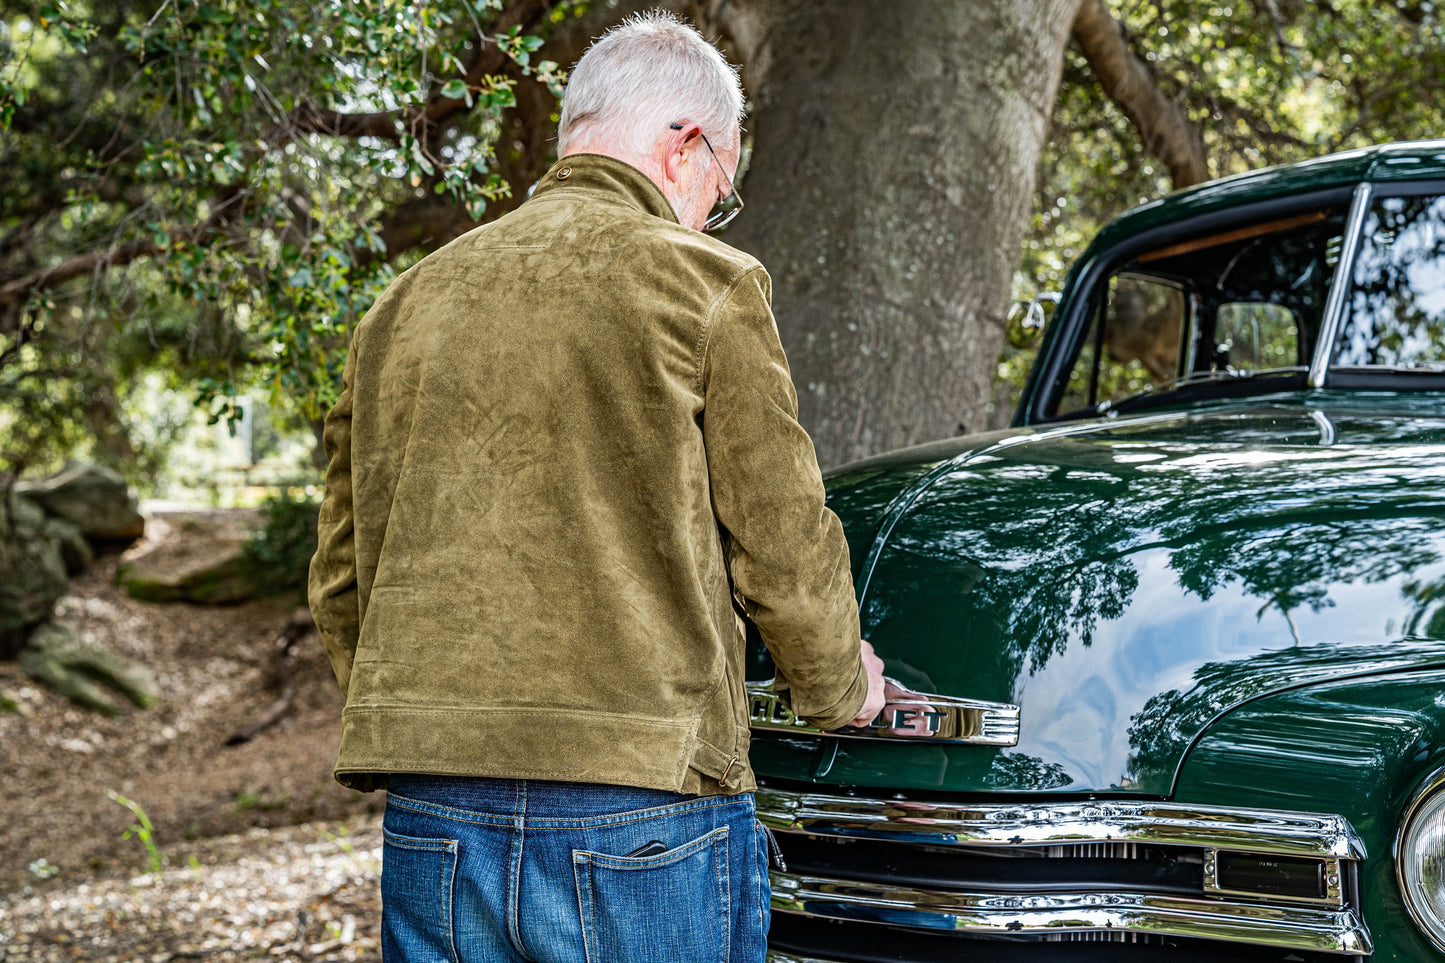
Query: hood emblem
746 679 1020 747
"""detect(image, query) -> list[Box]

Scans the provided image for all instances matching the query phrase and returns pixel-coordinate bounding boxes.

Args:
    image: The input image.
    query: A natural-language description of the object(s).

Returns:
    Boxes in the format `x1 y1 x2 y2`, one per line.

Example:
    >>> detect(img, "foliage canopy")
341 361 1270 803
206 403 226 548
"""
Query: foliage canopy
2 0 1444 467
0 0 575 475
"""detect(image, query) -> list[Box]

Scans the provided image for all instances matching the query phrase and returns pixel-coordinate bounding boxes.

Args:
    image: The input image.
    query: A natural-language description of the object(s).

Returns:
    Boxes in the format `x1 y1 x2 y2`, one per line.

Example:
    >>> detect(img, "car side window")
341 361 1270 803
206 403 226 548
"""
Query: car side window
1060 275 1183 413
1053 205 1347 418
1214 302 1299 372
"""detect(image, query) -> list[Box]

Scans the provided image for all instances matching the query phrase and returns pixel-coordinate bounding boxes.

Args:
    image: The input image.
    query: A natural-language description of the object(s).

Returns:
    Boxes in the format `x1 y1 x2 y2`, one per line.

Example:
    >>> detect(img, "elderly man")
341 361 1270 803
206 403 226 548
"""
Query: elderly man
309 11 885 962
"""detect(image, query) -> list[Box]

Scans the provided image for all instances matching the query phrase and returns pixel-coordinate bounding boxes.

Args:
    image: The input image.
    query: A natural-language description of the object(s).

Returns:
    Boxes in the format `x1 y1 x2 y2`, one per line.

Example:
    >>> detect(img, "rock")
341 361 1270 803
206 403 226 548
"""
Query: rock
117 513 259 604
17 462 145 543
0 495 70 656
44 516 94 575
18 621 160 716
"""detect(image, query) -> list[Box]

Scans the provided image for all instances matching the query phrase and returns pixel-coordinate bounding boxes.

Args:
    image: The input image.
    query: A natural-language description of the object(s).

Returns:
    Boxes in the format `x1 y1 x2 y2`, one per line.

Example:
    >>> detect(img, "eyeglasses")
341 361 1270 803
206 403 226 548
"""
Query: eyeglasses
669 122 743 231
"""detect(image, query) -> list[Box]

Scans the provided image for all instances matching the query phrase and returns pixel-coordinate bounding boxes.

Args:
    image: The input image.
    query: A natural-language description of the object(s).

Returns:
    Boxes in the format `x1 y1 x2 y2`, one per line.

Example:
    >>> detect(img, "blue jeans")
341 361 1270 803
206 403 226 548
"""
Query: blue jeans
381 775 770 963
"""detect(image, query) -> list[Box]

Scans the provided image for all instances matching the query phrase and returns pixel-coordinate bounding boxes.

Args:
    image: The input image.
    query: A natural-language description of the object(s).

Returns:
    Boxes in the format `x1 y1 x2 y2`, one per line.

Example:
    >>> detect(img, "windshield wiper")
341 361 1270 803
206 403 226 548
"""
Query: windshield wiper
1175 366 1303 387
1094 367 1304 415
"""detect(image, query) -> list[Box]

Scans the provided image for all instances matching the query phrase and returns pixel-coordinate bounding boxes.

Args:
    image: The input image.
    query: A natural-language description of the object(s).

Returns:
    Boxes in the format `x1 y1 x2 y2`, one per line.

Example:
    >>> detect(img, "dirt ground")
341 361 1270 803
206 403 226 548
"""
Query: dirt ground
0 511 385 960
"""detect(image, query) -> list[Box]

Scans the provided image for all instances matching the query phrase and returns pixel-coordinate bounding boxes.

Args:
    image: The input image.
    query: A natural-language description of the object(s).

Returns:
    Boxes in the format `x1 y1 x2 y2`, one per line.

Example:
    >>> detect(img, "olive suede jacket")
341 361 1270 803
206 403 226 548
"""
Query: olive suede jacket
308 154 867 795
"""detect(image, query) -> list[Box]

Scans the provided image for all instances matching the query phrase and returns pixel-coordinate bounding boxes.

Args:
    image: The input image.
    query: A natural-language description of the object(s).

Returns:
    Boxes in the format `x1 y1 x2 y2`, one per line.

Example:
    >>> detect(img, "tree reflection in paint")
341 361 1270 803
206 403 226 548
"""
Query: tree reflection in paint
1126 635 1445 788
867 429 1444 675
849 414 1445 790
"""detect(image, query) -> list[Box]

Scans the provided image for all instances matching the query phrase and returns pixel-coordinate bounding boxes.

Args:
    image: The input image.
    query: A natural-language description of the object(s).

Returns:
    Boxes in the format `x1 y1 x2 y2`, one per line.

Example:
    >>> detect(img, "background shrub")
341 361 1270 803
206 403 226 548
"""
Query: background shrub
241 490 320 598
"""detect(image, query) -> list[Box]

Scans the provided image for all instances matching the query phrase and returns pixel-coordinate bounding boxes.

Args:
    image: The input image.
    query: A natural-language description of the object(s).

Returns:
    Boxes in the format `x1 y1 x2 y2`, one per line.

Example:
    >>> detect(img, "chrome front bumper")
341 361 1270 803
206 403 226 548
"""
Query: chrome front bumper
757 787 1371 959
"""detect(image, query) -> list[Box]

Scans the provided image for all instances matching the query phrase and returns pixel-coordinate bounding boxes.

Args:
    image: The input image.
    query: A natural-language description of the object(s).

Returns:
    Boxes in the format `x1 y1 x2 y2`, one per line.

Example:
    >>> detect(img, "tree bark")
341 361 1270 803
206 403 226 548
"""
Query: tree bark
1072 0 1210 188
703 0 1083 467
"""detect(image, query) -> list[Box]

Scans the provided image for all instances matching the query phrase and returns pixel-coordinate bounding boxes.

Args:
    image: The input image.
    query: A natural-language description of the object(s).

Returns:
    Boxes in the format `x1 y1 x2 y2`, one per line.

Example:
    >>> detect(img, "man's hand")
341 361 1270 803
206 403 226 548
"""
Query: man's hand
848 639 887 728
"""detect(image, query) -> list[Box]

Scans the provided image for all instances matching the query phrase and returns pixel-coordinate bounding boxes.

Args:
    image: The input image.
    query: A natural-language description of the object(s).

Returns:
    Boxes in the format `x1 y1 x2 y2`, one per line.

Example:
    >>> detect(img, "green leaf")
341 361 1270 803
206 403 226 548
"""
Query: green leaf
409 138 435 175
439 78 468 100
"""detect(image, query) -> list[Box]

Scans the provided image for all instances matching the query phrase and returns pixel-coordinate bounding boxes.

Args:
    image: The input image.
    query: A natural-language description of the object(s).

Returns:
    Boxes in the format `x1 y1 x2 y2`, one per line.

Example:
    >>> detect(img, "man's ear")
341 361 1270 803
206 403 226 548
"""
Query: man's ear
662 122 701 185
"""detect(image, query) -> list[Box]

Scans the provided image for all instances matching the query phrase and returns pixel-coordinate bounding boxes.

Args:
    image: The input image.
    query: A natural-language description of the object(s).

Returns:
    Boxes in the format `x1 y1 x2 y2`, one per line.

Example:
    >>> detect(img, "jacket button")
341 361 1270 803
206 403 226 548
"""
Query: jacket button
557 167 572 179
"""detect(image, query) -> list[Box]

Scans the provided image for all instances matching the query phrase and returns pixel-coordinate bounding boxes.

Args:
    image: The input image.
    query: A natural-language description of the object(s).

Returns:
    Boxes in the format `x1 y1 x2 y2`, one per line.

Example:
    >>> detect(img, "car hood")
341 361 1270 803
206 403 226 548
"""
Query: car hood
759 397 1445 796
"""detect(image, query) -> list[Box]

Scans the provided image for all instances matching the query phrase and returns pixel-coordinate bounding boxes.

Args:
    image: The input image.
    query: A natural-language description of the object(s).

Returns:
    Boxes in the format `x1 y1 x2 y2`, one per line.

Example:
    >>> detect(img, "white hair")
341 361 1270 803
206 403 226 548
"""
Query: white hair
557 10 744 157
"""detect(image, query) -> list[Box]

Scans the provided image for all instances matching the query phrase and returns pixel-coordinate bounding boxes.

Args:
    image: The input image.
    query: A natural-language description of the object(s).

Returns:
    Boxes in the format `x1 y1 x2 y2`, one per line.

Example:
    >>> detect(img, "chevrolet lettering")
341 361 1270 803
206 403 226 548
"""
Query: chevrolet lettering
746 680 1020 745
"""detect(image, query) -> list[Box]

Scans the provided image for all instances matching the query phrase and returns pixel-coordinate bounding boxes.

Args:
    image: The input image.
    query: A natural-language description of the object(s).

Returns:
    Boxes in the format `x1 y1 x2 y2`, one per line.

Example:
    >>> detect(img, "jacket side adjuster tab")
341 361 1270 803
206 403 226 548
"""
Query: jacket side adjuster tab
719 755 741 790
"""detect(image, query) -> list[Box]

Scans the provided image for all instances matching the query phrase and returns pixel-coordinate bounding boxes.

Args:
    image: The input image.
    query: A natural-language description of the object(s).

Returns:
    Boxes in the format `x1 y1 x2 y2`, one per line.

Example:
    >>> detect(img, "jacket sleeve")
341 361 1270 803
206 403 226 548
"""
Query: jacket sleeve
308 333 361 697
701 266 867 731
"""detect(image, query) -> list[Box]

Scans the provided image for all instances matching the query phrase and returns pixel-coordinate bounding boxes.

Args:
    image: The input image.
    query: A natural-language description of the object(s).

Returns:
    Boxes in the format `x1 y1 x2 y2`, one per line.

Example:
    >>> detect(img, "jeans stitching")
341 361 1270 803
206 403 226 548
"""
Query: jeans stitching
572 853 596 963
383 827 459 852
716 831 730 963
442 841 460 963
574 824 728 870
386 794 516 826
754 822 764 941
508 784 529 960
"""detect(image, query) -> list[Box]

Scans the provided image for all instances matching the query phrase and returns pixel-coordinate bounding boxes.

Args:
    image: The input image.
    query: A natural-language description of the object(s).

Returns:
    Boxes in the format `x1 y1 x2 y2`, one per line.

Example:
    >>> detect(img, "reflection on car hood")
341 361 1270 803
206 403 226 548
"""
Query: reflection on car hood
791 397 1445 796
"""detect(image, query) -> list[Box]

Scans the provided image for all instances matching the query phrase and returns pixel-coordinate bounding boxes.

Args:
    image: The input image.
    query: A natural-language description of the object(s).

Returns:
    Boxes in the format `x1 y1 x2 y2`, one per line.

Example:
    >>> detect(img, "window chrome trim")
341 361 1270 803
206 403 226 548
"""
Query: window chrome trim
756 788 1367 859
768 874 1373 956
1309 181 1373 388
747 679 1020 747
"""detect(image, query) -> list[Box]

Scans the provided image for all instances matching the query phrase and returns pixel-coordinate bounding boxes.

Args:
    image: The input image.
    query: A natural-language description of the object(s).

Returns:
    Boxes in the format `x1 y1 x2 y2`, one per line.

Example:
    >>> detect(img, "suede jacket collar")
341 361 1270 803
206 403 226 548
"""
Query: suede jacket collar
531 153 679 225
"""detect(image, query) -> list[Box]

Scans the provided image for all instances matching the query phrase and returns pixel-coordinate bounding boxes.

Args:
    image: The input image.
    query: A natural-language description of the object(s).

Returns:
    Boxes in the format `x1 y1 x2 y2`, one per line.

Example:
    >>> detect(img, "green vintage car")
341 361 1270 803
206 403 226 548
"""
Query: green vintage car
749 141 1445 962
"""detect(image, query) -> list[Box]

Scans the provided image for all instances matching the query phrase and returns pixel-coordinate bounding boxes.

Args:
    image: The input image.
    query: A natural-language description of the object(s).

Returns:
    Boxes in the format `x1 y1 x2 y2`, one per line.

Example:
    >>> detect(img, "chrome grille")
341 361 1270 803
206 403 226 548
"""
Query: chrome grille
757 786 1371 962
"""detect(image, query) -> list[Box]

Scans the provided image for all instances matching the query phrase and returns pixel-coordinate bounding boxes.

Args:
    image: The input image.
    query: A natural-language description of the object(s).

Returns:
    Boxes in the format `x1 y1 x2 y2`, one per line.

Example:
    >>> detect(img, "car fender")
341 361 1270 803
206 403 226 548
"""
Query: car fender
1176 666 1445 960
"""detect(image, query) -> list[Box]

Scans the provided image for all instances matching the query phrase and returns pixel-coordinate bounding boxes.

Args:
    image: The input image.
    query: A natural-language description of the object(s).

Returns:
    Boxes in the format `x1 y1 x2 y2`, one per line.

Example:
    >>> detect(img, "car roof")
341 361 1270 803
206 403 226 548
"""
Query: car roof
1092 140 1445 251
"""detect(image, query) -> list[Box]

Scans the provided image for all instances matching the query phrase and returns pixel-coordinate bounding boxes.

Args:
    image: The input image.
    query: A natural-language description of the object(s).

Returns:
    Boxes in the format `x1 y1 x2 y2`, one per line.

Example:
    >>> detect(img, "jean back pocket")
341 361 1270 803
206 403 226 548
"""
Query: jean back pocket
572 825 730 963
382 827 460 963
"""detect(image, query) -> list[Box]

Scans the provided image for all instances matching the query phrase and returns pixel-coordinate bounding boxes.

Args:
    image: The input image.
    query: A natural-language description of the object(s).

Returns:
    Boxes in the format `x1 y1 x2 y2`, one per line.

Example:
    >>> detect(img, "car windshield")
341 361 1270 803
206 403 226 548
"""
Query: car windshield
1057 204 1350 416
1334 192 1445 371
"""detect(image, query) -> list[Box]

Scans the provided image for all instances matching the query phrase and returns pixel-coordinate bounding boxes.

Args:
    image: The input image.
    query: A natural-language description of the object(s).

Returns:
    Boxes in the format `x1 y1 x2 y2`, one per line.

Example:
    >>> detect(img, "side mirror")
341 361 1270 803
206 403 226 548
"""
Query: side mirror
1005 292 1060 348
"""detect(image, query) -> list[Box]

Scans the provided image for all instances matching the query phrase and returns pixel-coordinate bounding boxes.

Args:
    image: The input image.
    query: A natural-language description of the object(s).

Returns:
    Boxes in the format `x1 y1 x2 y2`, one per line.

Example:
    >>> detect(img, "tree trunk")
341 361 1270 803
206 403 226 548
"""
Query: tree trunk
703 0 1082 468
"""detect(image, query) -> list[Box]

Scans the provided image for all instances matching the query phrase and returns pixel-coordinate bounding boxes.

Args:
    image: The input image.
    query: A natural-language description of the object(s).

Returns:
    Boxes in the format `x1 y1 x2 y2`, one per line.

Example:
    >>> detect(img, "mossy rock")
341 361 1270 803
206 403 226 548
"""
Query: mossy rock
120 555 255 604
18 621 159 715
44 516 94 575
17 461 144 543
117 514 259 605
0 495 70 648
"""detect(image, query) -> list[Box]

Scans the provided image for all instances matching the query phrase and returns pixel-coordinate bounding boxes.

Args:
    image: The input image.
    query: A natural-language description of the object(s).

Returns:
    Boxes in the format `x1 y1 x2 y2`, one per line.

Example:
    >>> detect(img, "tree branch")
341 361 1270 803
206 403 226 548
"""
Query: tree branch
0 188 245 320
1254 0 1297 54
0 237 158 314
362 197 479 267
279 0 562 149
285 103 403 143
1072 0 1210 188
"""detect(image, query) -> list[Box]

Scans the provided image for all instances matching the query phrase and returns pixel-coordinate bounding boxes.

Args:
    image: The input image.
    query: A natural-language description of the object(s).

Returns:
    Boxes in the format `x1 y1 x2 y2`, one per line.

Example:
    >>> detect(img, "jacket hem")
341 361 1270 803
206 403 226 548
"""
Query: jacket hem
333 706 756 796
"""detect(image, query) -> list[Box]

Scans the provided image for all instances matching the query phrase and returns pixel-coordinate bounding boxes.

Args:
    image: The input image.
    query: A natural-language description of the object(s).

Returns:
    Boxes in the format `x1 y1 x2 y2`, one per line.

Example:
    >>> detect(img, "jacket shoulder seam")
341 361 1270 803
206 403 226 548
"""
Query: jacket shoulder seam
696 264 767 396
